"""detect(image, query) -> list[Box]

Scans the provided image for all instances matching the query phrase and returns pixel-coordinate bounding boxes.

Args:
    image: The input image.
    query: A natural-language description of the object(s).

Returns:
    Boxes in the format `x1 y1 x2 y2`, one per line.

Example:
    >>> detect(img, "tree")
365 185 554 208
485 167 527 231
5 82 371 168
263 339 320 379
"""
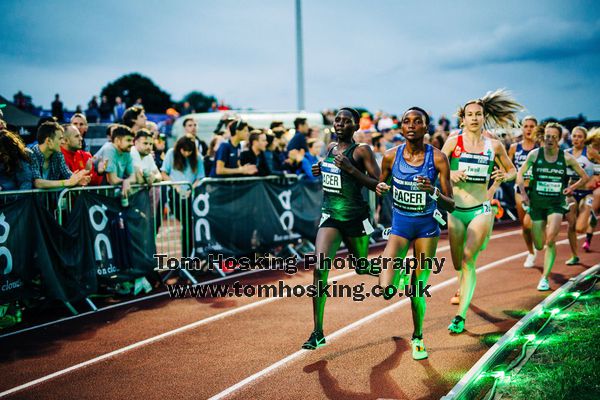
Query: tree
180 91 217 113
100 73 172 113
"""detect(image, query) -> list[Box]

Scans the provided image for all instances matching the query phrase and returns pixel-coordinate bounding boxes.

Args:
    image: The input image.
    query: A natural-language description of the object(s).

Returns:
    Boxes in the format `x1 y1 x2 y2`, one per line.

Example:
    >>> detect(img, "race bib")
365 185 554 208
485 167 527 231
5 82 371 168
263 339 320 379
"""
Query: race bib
482 201 492 215
393 187 426 211
458 160 489 183
321 162 341 192
536 181 562 195
382 227 391 239
319 213 330 227
322 171 341 190
362 218 375 235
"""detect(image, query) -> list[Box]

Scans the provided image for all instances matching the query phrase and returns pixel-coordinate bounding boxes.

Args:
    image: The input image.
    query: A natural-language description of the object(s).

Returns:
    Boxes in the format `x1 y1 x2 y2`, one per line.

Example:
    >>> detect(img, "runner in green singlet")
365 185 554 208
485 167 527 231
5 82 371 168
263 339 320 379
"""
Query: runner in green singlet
517 123 588 291
302 107 381 350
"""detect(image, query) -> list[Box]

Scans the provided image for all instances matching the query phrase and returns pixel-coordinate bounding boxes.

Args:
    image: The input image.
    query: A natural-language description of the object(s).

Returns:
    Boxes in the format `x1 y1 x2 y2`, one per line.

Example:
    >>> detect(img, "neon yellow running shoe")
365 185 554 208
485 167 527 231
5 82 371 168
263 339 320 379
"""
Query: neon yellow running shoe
411 338 428 360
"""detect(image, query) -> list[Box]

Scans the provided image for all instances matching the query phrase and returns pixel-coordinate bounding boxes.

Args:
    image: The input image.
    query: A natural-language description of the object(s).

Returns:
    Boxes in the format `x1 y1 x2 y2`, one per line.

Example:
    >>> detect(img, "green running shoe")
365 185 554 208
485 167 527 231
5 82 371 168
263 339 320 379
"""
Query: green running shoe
411 338 428 360
302 330 326 350
565 256 580 266
355 262 380 277
448 316 465 333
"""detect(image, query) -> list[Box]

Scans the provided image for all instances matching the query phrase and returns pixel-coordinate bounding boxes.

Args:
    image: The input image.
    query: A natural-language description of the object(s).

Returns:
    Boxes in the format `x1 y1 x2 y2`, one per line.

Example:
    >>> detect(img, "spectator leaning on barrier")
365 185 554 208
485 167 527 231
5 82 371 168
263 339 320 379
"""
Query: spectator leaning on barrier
122 106 147 134
299 138 323 182
0 129 33 191
61 124 103 185
70 113 89 152
131 129 162 184
183 117 208 156
30 122 90 188
240 130 270 176
160 136 204 257
210 120 257 177
103 125 136 195
161 136 205 188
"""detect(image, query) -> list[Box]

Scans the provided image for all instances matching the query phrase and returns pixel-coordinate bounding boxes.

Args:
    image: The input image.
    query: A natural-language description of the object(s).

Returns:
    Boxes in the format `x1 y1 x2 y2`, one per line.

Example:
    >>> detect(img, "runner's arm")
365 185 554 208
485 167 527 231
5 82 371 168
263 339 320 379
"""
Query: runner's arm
433 149 455 212
564 152 589 193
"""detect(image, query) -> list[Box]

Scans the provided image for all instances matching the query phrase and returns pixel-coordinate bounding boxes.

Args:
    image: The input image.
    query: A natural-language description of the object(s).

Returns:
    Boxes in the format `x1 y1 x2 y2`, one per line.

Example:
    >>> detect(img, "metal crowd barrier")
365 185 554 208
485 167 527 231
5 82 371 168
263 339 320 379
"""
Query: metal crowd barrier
56 181 195 283
1 174 378 320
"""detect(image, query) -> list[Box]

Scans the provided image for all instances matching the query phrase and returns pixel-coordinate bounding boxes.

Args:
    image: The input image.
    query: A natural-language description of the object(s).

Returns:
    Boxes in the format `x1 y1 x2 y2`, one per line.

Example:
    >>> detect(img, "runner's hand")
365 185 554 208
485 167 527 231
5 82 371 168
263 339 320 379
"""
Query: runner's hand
490 166 505 183
521 192 530 207
416 176 435 194
450 170 467 183
334 153 353 172
312 162 322 177
376 182 390 197
563 186 574 196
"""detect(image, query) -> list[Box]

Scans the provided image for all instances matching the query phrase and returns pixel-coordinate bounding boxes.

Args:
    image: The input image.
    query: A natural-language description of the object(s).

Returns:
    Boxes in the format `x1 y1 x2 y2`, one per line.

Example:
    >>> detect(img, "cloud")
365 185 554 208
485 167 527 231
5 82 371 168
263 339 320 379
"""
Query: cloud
439 17 600 69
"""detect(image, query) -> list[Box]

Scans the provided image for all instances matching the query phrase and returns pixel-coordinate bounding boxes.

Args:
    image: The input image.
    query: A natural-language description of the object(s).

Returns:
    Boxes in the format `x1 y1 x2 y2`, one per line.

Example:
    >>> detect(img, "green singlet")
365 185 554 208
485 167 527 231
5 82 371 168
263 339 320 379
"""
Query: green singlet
320 143 369 221
529 148 569 220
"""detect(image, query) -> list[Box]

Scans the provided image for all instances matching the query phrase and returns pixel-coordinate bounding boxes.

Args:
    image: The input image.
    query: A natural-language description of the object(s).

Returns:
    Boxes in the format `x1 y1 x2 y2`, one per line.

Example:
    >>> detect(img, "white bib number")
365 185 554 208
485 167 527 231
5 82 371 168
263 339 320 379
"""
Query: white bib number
536 181 562 194
393 187 426 207
459 161 488 179
322 171 341 190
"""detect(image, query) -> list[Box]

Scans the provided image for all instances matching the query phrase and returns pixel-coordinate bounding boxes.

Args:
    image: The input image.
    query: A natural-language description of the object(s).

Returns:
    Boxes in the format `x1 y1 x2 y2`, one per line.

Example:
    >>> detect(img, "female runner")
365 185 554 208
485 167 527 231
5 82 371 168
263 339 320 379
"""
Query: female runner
565 126 600 263
376 107 454 359
441 89 519 333
508 116 539 267
302 107 381 349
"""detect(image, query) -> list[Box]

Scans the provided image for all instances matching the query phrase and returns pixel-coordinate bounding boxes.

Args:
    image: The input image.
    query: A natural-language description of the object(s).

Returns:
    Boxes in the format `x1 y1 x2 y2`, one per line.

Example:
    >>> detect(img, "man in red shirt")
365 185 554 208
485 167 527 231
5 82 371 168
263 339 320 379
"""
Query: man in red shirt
61 124 104 185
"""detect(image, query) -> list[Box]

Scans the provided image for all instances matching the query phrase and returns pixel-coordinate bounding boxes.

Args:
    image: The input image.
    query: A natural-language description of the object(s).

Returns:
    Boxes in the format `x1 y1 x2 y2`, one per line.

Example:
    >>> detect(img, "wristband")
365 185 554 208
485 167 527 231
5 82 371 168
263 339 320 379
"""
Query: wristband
429 187 440 200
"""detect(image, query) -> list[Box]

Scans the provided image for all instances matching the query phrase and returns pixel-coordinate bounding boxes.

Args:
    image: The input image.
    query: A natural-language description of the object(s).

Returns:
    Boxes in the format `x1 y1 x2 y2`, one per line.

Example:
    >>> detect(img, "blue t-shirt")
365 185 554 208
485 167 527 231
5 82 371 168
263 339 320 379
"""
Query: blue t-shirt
161 148 205 184
210 140 241 177
287 132 309 152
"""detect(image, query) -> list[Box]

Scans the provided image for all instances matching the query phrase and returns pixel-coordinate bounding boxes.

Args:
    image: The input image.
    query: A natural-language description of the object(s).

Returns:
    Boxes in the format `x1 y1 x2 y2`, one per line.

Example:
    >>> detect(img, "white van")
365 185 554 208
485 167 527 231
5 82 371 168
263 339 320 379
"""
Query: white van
171 110 324 143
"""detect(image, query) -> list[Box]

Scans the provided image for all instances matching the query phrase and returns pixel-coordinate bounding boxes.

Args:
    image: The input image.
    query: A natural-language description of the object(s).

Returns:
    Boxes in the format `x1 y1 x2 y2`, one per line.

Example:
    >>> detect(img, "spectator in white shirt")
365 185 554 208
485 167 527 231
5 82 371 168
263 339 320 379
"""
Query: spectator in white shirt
130 129 162 184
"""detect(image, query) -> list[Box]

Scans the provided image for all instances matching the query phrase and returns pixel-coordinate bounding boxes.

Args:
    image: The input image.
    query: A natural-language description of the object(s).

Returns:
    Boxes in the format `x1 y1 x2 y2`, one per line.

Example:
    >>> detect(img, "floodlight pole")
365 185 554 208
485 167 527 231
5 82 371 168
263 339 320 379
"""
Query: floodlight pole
295 0 305 111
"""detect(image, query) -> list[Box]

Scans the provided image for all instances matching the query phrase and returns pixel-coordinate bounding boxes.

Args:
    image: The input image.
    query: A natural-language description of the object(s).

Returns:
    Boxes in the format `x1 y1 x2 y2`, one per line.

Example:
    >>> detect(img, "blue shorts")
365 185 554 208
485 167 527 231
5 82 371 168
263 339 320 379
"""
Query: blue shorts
391 210 440 241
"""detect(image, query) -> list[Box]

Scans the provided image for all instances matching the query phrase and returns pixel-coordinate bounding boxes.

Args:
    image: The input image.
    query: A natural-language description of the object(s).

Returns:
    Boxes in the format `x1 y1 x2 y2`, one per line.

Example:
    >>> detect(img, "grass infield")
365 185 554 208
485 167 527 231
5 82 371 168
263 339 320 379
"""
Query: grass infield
498 289 600 400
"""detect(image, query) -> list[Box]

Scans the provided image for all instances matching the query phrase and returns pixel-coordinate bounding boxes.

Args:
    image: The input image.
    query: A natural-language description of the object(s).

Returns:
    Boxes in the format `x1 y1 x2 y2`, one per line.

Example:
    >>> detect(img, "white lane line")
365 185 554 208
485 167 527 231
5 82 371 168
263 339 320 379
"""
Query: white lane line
0 226 520 340
207 233 582 400
0 228 521 398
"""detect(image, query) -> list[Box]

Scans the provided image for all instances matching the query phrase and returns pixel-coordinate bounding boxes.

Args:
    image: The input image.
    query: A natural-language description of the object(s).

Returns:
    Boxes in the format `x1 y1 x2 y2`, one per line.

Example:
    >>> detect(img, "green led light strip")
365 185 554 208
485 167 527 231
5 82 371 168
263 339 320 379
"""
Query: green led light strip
442 262 600 400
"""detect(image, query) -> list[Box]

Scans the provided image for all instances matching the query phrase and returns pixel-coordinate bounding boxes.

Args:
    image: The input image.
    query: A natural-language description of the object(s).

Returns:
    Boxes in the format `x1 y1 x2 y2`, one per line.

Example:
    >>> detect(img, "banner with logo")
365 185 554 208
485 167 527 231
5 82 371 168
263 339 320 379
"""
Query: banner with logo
67 190 157 283
265 179 323 242
192 180 302 256
0 195 96 303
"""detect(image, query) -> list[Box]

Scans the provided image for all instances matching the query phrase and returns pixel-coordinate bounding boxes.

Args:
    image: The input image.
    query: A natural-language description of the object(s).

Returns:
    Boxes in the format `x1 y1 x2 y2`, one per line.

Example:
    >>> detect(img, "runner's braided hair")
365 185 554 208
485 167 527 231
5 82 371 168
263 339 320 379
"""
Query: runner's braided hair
457 89 523 130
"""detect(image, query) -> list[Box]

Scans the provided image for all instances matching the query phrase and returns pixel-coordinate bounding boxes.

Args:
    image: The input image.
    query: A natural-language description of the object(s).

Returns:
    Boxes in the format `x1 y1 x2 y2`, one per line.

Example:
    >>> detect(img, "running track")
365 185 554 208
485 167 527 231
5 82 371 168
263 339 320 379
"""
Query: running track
0 223 598 400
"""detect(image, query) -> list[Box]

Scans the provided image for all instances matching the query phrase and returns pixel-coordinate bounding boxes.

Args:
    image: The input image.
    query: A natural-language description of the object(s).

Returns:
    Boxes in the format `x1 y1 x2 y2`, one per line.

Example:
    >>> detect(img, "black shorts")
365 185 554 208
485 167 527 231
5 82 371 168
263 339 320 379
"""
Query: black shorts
319 214 374 237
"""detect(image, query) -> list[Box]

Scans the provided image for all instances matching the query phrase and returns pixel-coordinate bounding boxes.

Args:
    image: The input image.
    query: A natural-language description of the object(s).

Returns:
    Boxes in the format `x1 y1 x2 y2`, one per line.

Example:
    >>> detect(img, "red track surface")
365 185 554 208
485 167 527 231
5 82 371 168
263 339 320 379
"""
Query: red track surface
1 223 598 400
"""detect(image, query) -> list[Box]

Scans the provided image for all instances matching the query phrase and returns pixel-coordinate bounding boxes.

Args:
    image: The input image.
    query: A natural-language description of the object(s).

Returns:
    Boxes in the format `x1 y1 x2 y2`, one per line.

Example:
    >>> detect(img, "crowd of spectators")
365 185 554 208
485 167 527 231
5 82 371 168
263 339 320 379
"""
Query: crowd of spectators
0 97 586 196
